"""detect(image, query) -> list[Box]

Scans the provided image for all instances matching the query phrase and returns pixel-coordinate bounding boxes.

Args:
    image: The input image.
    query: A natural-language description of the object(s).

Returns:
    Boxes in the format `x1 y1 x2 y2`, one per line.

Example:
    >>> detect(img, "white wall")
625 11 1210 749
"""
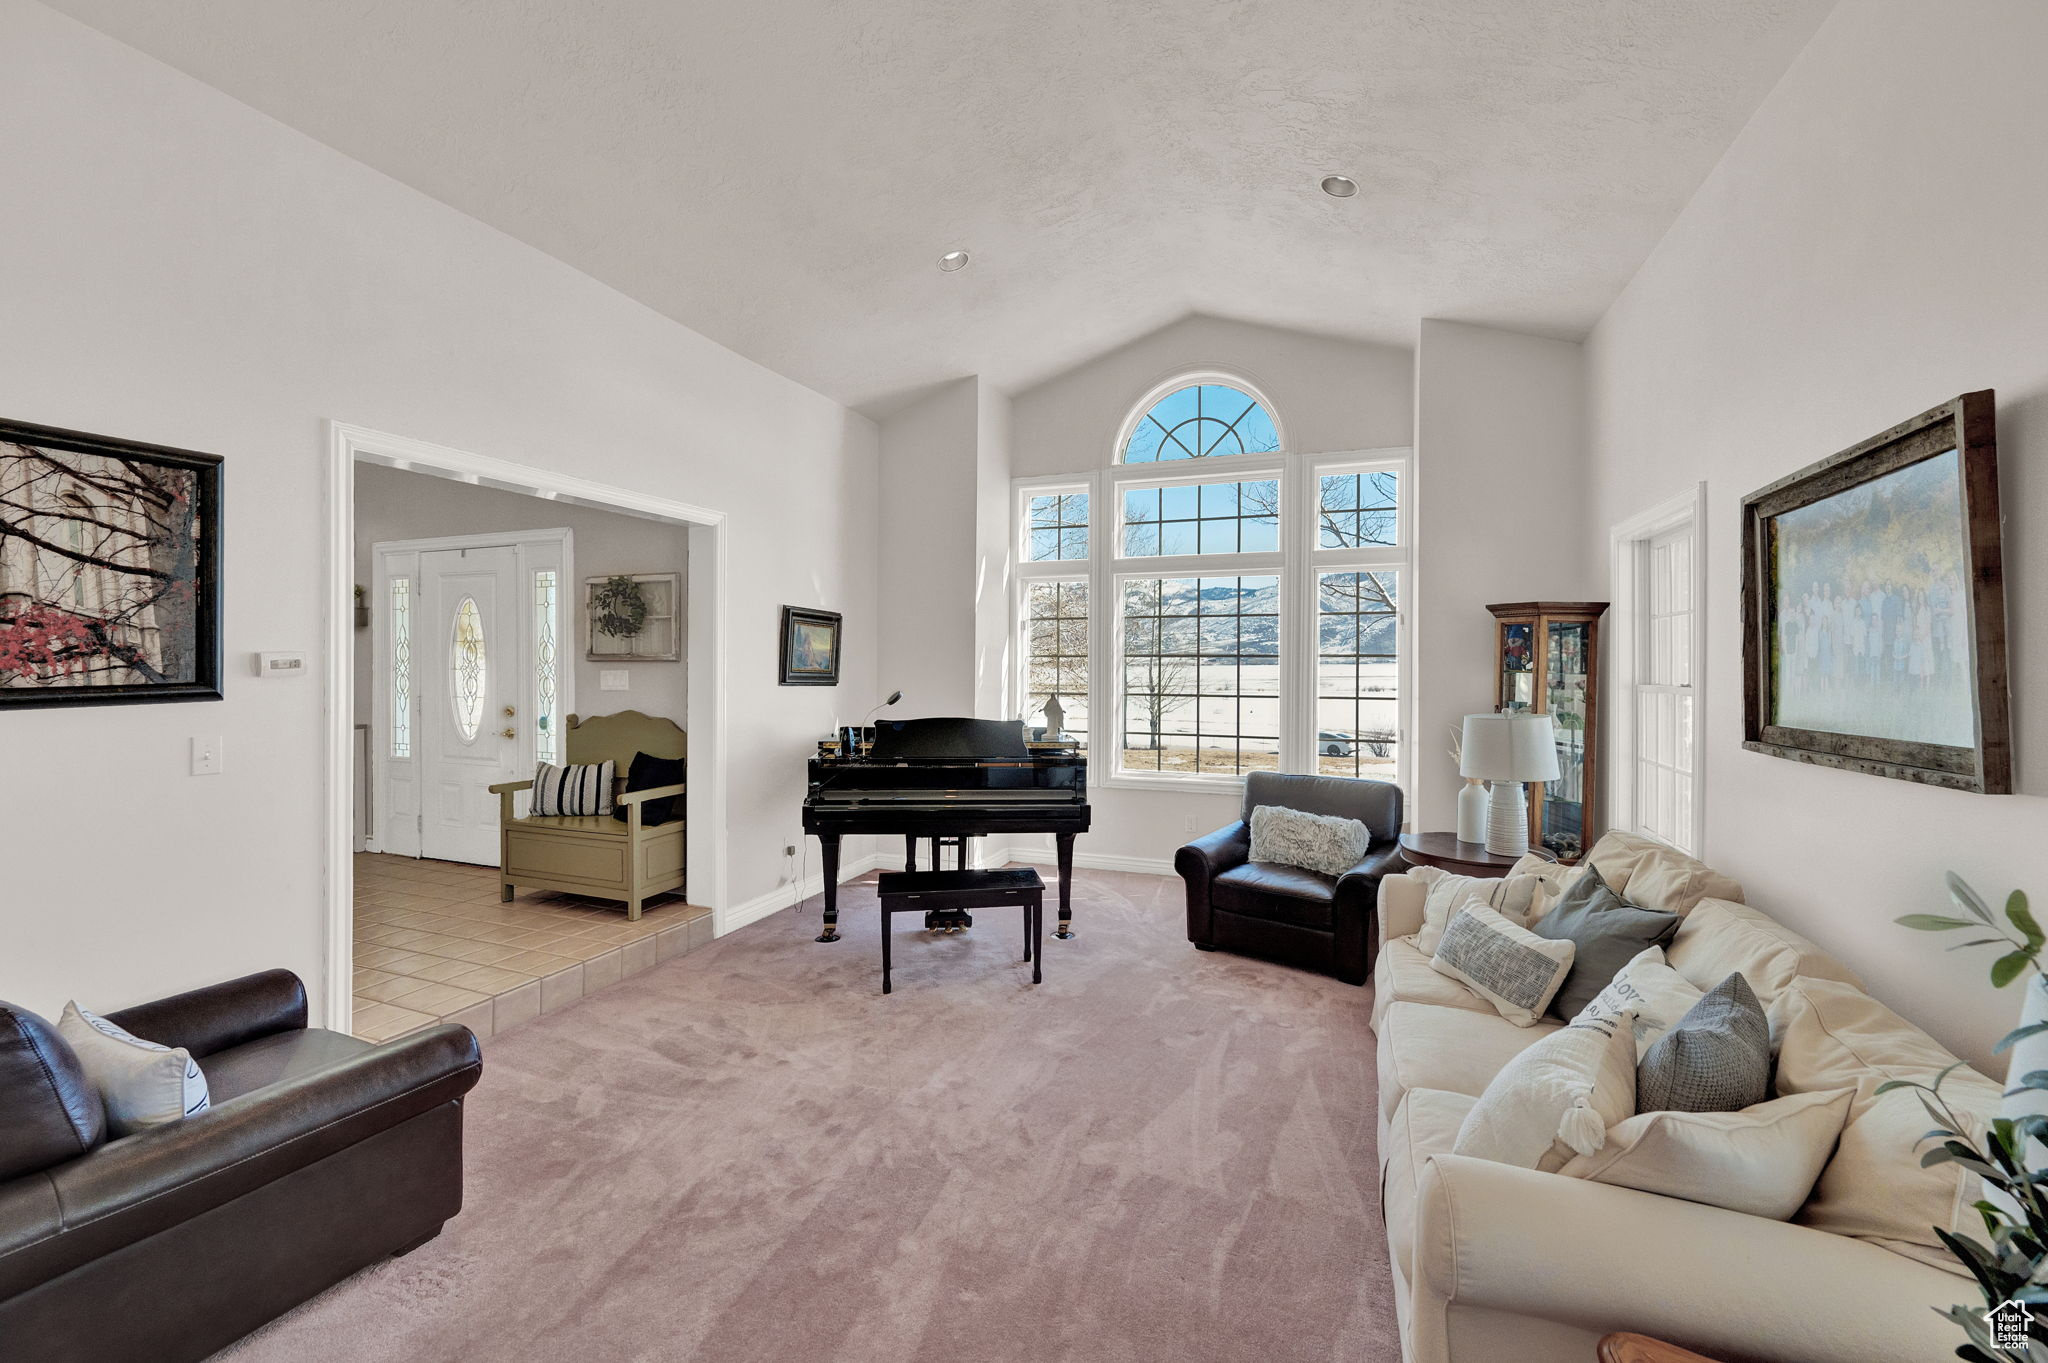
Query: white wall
1584 0 2048 1069
877 378 979 717
0 0 878 1022
1412 320 1593 832
352 462 692 731
1009 314 1415 865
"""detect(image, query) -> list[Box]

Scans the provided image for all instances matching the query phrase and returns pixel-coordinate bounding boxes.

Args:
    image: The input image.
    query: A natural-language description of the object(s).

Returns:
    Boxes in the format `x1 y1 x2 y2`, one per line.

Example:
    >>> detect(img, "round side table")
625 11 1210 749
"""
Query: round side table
1396 831 1525 879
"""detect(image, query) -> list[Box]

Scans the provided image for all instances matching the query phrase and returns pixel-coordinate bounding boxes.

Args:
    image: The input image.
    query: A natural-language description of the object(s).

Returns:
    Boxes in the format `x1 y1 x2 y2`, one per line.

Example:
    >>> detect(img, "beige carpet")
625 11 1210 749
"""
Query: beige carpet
219 868 1397 1362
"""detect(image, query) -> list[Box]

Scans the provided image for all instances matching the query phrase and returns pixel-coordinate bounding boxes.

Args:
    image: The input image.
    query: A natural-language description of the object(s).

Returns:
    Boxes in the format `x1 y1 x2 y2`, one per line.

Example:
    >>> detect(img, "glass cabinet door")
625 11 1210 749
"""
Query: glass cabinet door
1542 621 1590 859
1499 622 1536 711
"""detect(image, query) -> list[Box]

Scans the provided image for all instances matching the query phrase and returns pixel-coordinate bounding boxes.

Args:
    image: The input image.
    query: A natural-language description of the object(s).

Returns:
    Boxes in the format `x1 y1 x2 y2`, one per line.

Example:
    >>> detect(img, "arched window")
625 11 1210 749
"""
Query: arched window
1119 382 1280 464
1016 370 1407 788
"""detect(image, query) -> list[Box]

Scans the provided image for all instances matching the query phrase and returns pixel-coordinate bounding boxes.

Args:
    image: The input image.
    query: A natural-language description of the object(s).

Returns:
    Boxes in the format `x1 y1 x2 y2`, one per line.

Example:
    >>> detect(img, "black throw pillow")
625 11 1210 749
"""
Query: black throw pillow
1530 863 1681 1019
612 751 685 826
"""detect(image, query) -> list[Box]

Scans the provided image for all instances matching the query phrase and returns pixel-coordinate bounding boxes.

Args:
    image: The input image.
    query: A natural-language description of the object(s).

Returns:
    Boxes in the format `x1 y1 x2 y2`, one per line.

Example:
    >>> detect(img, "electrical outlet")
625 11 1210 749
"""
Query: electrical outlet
1182 815 1196 833
191 736 224 776
784 844 796 857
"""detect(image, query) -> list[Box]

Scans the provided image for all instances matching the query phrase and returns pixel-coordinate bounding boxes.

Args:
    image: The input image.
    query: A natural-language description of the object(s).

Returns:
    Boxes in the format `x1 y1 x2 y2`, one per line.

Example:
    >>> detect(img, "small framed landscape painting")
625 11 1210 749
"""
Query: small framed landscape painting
0 418 223 709
1740 390 2009 793
778 605 841 686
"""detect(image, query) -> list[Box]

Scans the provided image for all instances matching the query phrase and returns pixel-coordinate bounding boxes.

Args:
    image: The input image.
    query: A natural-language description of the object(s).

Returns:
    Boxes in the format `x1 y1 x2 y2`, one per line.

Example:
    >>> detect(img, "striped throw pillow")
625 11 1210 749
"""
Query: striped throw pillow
531 760 616 817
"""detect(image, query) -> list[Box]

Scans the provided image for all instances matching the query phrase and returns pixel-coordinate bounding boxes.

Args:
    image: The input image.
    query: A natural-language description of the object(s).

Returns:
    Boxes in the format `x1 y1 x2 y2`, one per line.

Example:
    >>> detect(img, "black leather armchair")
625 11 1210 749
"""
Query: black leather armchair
1176 772 1404 985
0 970 482 1363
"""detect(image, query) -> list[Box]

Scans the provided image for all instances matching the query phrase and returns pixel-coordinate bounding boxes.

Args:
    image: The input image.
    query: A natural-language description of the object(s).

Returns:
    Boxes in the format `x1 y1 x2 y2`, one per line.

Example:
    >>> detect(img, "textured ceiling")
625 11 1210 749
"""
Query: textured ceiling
45 0 1834 414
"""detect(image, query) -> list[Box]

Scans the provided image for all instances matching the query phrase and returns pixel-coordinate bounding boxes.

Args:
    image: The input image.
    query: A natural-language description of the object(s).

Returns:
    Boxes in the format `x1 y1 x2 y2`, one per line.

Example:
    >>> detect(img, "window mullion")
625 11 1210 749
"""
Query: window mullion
1281 452 1312 774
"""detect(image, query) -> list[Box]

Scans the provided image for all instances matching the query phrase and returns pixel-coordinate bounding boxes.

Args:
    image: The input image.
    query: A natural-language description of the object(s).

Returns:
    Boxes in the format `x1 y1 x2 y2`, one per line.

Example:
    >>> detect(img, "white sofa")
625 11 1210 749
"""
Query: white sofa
1374 832 1976 1363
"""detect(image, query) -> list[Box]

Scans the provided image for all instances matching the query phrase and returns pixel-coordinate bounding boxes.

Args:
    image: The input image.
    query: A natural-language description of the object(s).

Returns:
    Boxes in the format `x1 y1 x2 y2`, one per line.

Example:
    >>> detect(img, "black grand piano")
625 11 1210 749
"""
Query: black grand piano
801 717 1090 943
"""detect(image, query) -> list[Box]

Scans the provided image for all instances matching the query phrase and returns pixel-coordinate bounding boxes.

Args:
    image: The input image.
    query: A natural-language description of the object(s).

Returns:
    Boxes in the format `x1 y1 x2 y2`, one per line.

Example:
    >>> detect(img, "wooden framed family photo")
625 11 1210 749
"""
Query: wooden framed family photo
0 418 223 710
1740 390 2008 793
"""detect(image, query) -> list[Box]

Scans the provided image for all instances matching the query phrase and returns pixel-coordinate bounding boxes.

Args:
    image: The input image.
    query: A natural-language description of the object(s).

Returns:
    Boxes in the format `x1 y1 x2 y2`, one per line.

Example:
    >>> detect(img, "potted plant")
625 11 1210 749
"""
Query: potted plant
1894 875 2048 1361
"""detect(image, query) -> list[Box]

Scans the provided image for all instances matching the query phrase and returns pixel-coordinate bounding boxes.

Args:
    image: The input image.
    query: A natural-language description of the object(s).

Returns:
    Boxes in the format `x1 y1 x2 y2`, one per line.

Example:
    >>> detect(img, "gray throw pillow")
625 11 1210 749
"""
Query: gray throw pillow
1637 973 1771 1114
1530 865 1681 1020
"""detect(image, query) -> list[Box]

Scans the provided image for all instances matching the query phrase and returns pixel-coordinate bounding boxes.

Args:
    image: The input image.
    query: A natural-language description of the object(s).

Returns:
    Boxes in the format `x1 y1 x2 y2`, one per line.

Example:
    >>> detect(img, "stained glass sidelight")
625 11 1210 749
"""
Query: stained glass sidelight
451 596 486 743
533 570 560 765
390 578 412 758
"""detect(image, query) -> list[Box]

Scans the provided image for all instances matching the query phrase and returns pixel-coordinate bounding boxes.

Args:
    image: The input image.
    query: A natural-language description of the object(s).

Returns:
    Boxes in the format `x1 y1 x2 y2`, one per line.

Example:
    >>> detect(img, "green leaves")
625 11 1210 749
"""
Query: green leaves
1952 871 1995 924
1993 952 2035 989
1900 914 1982 932
2010 890 2043 951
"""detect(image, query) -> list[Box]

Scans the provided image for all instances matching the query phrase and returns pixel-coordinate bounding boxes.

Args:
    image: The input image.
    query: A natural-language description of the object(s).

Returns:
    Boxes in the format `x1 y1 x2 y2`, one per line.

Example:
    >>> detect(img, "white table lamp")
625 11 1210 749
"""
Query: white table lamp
1459 712 1560 857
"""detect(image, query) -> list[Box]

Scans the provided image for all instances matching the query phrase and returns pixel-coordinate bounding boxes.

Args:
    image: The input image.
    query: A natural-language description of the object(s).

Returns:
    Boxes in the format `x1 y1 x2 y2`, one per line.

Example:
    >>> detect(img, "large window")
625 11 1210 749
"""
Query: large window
1016 376 1409 789
1612 488 1704 855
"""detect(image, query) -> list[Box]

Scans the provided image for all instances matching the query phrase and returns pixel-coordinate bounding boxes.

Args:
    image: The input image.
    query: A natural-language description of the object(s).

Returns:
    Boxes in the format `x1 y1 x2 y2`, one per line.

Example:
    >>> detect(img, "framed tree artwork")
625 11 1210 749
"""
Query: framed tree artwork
0 418 223 709
778 605 841 686
1740 390 2009 793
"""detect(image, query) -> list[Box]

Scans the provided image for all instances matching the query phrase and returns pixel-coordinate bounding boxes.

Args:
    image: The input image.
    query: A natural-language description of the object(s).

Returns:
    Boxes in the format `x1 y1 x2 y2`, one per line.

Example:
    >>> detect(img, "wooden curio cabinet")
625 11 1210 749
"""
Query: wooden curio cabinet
1487 601 1609 862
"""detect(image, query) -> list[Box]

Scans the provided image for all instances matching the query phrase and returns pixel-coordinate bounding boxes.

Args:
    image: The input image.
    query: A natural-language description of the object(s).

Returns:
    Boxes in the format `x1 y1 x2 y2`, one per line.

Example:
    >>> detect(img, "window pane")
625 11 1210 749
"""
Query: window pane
389 578 411 758
1120 575 1279 776
1025 491 1088 561
1316 570 1400 781
450 596 487 743
1022 580 1088 749
1318 469 1399 548
1121 479 1280 558
533 570 560 766
1119 383 1281 463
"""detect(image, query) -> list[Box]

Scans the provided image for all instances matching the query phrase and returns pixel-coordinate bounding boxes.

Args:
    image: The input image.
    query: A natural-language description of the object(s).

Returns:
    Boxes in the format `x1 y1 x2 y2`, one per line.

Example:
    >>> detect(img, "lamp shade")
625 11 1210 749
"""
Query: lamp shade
1459 712 1560 783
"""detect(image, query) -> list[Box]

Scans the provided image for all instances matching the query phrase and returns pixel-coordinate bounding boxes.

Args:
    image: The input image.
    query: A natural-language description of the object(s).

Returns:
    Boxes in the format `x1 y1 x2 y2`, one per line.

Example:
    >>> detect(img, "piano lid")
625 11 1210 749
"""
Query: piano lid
867 717 1031 761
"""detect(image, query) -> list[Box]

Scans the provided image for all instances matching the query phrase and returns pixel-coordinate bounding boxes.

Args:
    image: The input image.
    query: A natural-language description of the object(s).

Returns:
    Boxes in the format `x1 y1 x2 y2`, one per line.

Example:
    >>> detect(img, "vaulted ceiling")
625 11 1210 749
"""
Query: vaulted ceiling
46 0 1834 415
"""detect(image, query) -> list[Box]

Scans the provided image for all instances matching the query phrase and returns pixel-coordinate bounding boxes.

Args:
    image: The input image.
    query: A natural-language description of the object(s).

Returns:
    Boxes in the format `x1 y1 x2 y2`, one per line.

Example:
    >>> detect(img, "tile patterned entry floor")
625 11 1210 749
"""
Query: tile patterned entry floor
351 852 712 1042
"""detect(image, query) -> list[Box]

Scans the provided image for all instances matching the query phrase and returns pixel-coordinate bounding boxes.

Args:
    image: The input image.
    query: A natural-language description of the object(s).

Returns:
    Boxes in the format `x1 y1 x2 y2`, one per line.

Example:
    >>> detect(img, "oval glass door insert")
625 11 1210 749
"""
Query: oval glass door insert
451 595 487 742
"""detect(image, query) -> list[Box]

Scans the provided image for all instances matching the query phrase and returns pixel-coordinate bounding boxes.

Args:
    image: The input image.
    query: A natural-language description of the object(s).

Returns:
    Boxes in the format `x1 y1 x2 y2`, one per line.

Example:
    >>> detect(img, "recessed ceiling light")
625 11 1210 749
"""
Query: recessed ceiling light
938 250 970 272
1320 175 1358 198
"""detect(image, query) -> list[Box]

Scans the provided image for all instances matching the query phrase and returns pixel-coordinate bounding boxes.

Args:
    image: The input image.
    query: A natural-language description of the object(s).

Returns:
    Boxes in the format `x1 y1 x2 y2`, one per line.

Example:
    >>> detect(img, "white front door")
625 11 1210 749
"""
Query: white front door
372 530 572 865
417 546 520 864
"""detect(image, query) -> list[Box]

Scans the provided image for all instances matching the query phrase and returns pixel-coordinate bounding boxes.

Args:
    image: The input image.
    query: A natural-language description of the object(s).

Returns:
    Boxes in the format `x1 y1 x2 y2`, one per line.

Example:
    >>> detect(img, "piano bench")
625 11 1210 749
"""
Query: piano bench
874 869 1044 995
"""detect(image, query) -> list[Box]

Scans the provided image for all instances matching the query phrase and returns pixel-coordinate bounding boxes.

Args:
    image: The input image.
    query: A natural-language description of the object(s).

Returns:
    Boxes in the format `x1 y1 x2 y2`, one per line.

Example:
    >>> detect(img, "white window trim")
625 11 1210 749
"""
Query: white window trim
1015 444 1413 797
1608 483 1707 856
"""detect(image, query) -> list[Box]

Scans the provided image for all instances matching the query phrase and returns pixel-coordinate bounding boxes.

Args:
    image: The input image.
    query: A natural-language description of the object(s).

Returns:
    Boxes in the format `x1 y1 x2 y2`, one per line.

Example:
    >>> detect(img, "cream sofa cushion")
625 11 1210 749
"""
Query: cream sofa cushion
1665 900 1865 1019
1377 1001 1561 1121
1558 1088 1855 1219
1508 854 1589 922
1372 936 1495 1031
1453 1008 1638 1173
1585 829 1744 916
1429 901 1576 1027
1382 1087 1476 1280
1410 865 1542 952
1774 975 2000 1275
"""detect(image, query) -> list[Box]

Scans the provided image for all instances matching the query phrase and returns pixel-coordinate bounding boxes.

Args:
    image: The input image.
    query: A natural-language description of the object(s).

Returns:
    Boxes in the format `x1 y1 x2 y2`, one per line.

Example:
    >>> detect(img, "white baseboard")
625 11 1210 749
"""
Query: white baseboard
719 851 891 935
718 841 1176 936
1005 847 1178 878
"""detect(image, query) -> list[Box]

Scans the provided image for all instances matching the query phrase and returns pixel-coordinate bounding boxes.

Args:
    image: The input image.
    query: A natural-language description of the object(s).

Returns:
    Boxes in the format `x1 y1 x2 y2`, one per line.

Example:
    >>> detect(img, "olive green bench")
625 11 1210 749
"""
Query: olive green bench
488 710 685 920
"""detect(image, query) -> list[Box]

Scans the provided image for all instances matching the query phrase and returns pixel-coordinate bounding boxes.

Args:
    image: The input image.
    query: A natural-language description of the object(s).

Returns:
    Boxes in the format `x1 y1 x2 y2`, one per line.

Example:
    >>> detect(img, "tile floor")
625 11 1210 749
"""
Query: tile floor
351 852 713 1042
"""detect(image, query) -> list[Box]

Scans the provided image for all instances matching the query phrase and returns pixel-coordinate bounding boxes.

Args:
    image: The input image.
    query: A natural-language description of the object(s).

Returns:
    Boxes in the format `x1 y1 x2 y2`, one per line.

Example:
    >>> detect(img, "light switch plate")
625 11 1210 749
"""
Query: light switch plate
600 670 629 691
254 651 308 677
191 736 224 776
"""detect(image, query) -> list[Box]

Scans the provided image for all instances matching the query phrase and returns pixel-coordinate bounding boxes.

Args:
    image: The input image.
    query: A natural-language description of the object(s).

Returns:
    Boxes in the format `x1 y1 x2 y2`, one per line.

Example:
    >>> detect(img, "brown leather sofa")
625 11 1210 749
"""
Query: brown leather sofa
1176 771 1404 985
0 969 482 1363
